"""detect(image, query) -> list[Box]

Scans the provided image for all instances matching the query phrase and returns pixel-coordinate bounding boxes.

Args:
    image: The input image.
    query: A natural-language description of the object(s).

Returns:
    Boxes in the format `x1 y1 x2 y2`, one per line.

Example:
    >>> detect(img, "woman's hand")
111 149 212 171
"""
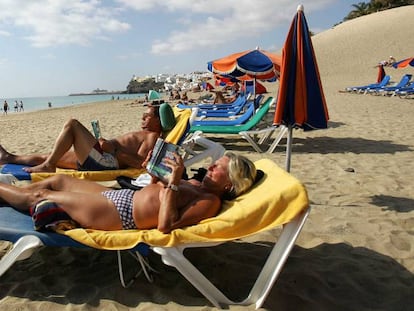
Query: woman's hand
163 152 184 185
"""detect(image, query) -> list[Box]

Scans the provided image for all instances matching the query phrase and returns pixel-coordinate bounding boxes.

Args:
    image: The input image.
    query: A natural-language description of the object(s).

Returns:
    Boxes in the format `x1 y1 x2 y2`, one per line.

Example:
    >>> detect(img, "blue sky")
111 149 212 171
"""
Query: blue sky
0 0 358 98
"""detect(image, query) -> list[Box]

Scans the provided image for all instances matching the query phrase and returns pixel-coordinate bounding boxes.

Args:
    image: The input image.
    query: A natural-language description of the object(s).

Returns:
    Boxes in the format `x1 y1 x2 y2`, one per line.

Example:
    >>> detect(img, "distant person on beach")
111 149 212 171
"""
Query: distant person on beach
19 101 24 112
14 101 18 112
0 104 171 173
213 91 236 104
0 152 256 233
3 100 8 115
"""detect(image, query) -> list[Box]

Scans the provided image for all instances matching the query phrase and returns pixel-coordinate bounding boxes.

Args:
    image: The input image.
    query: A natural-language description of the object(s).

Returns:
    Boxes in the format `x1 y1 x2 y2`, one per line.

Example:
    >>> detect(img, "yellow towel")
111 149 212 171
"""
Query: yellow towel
31 107 192 182
60 159 309 249
164 107 191 144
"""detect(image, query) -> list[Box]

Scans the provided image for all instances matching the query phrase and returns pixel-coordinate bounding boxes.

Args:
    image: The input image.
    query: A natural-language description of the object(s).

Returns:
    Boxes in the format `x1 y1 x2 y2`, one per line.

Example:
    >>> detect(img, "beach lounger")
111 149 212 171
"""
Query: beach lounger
0 158 310 309
177 94 247 110
191 102 255 126
344 75 391 93
188 97 286 153
394 83 414 98
0 107 223 182
389 82 414 97
366 74 412 95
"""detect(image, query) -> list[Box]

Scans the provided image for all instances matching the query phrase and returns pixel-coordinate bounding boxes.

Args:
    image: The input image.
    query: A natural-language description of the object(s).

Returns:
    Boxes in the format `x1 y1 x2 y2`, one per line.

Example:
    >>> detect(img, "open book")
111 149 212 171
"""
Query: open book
146 138 180 182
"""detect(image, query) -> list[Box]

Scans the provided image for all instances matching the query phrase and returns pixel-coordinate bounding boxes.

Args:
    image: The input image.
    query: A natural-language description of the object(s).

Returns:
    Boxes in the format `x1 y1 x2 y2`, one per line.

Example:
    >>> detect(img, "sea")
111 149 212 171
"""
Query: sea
2 93 146 113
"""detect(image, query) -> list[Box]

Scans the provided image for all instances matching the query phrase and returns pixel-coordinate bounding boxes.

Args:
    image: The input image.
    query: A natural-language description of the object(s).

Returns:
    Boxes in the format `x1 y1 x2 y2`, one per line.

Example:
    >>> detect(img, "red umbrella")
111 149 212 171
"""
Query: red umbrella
376 64 386 83
273 5 329 171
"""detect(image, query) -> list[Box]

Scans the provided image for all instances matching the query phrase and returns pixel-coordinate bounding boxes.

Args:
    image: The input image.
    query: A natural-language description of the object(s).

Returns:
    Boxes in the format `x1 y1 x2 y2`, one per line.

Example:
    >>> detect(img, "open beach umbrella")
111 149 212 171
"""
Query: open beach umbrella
273 5 329 172
208 47 281 80
392 57 414 68
148 90 161 100
208 47 281 98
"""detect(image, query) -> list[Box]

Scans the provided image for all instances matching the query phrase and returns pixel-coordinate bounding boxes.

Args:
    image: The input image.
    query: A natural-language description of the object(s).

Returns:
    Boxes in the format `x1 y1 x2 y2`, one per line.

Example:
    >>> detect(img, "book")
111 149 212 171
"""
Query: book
91 120 102 139
146 138 180 182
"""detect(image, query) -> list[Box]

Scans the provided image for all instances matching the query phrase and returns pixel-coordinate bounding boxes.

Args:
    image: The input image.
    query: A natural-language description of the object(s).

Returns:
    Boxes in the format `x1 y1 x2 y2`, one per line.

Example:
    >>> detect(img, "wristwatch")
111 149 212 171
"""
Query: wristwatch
167 184 179 191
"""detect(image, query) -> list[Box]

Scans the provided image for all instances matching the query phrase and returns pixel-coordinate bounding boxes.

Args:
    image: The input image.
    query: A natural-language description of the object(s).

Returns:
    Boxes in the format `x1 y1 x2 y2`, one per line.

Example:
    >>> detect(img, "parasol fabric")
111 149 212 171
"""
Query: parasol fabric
392 57 414 68
273 5 329 171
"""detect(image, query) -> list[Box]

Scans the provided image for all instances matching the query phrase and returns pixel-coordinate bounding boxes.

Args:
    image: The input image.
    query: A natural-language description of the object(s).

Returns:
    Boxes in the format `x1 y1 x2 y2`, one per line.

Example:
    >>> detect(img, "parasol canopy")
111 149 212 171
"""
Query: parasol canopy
392 57 414 68
208 47 281 81
273 4 329 171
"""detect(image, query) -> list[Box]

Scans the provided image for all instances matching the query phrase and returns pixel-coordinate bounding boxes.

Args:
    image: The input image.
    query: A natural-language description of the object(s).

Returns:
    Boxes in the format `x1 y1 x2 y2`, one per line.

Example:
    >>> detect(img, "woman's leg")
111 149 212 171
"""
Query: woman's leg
44 190 123 230
24 174 109 193
0 178 122 230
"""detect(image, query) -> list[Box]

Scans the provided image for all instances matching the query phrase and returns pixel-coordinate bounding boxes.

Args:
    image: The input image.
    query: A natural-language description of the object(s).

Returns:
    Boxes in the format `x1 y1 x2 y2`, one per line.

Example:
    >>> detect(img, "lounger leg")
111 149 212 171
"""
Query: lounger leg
152 246 234 309
266 126 288 153
0 235 44 277
152 207 310 309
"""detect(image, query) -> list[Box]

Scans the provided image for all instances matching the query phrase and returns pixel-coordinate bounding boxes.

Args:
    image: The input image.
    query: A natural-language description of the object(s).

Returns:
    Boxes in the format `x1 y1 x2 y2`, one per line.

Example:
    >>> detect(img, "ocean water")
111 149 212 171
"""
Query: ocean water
2 93 146 113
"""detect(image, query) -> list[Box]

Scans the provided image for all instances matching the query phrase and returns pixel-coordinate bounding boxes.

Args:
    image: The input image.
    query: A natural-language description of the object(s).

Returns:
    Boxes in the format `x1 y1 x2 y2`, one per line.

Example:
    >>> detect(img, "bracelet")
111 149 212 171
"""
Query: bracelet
166 184 179 192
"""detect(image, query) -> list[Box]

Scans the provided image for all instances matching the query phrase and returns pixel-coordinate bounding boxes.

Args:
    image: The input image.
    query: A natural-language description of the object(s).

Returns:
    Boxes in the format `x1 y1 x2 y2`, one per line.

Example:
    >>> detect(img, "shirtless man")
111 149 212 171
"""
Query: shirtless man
0 105 165 173
0 152 256 233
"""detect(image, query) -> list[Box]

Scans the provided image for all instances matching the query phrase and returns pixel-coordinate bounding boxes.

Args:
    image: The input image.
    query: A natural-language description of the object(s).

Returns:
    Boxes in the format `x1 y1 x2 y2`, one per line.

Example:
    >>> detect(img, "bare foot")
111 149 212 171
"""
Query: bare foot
23 162 57 173
0 144 12 165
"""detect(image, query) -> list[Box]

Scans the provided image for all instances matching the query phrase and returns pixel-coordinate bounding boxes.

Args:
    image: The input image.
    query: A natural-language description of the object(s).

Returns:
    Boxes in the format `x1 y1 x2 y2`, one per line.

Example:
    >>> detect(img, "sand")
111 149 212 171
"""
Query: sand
1 6 413 310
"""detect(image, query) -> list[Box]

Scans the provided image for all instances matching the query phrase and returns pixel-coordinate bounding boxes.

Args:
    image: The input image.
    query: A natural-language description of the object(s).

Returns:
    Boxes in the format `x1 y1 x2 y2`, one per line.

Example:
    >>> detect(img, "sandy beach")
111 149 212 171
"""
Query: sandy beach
1 6 413 310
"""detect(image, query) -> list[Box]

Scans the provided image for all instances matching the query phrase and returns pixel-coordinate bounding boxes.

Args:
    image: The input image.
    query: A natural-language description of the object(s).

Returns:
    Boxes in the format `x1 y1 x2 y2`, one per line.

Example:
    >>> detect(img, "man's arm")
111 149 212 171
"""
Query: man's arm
108 133 160 169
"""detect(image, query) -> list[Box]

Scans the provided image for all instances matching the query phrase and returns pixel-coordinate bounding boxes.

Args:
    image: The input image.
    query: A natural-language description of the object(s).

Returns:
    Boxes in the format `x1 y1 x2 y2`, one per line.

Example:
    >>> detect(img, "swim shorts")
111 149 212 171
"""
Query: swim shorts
78 143 119 171
101 189 137 230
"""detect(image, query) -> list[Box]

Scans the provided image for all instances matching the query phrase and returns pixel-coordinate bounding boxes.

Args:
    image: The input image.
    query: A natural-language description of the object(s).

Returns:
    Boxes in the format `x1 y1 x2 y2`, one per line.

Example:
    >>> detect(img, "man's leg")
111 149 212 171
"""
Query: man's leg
26 118 97 173
0 145 80 170
0 144 48 166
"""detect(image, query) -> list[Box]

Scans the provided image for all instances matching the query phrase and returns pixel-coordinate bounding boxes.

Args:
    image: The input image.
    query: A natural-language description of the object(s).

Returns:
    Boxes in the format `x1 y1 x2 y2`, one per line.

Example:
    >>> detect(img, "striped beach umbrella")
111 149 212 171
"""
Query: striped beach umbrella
208 48 281 98
273 5 329 172
392 57 414 68
208 48 281 80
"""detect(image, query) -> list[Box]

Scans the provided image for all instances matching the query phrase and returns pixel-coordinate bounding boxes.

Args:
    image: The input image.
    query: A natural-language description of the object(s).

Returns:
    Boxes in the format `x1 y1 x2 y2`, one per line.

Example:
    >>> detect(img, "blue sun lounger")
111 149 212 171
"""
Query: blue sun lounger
366 74 412 95
344 75 390 93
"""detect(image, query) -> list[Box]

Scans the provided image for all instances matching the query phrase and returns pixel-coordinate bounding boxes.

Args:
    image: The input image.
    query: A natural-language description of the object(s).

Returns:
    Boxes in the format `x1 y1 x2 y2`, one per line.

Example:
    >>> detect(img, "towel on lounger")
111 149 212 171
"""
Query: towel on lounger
58 159 309 249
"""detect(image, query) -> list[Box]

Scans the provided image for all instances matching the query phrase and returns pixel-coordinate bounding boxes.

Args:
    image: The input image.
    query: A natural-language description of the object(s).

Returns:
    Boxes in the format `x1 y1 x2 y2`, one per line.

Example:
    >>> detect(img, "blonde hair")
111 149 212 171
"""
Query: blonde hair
225 152 256 199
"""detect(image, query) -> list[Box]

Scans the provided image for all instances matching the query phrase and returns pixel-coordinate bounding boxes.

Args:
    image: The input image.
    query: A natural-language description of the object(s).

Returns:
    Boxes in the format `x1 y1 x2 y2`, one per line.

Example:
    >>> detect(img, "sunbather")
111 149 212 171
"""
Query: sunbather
0 104 171 173
0 152 256 233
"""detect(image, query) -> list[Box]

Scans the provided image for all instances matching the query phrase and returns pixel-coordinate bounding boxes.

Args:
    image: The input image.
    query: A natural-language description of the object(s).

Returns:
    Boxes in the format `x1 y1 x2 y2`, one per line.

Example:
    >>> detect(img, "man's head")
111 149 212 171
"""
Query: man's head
141 103 176 133
141 106 162 133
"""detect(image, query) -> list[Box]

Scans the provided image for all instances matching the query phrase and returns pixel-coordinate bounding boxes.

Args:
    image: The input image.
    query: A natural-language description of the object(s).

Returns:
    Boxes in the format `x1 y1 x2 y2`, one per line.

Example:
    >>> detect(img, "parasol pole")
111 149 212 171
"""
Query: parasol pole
285 124 293 172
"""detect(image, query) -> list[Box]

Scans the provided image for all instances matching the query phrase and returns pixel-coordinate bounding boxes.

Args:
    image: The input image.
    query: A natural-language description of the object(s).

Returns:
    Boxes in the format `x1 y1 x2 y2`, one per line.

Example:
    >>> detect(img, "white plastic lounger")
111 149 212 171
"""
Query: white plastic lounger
0 159 309 309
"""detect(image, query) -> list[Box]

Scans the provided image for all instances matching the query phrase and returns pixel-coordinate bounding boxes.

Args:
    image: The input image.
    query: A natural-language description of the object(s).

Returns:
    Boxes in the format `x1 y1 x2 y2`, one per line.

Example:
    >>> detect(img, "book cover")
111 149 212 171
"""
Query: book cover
91 120 102 139
146 138 180 181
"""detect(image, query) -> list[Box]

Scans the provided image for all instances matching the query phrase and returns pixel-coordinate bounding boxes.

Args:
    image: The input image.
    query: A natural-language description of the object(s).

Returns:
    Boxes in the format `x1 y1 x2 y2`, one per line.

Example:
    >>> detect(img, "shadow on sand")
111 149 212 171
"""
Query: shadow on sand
0 241 412 310
209 135 412 154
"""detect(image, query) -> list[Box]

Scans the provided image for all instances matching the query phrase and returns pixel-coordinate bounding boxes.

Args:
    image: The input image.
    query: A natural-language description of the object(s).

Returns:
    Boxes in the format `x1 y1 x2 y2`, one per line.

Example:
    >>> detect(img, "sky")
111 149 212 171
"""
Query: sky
0 0 358 98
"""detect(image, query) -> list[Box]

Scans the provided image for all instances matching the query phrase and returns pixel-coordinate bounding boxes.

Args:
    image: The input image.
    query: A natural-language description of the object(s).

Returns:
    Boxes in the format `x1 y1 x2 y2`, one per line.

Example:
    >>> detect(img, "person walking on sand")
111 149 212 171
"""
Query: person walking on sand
0 104 173 173
0 152 257 233
3 100 9 115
